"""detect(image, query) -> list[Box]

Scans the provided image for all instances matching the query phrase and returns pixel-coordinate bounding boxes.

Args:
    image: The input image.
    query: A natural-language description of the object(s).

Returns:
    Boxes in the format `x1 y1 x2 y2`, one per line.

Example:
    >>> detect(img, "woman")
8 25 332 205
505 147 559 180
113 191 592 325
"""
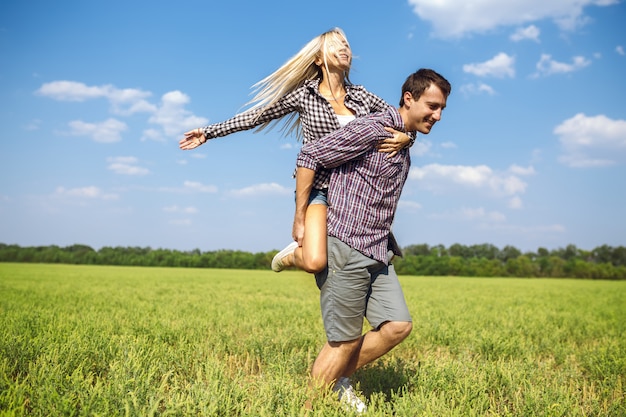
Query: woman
179 28 411 273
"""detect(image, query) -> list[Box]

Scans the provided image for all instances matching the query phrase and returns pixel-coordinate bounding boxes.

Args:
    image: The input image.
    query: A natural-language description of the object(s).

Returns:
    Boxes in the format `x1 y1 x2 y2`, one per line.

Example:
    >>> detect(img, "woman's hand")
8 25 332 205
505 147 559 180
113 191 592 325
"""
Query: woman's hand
292 216 305 247
377 127 411 157
179 128 205 150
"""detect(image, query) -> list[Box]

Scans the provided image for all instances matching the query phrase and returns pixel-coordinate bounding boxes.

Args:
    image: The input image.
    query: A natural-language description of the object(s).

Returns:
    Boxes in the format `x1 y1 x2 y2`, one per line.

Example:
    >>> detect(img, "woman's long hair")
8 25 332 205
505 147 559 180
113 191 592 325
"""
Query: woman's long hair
246 28 351 138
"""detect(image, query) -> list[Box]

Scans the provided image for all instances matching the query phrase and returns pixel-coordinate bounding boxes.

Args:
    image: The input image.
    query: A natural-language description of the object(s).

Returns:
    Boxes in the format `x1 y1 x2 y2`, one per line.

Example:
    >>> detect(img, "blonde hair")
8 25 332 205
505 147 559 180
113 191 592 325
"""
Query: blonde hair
246 27 352 138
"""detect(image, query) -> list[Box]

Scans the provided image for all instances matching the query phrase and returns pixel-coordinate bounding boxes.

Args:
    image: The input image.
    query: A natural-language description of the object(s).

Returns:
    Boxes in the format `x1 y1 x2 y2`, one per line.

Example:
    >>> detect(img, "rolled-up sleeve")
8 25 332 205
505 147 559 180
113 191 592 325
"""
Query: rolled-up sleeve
296 151 319 171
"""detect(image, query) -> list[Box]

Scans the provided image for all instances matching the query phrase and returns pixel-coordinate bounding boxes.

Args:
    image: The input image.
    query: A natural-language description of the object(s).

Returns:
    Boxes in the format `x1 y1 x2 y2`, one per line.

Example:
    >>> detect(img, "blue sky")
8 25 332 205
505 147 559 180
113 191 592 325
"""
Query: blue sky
1 0 625 254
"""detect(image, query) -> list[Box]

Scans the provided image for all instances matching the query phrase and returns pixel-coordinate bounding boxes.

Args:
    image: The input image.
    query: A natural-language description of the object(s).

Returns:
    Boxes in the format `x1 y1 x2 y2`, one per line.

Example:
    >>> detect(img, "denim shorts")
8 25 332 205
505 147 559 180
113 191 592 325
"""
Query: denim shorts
307 188 328 206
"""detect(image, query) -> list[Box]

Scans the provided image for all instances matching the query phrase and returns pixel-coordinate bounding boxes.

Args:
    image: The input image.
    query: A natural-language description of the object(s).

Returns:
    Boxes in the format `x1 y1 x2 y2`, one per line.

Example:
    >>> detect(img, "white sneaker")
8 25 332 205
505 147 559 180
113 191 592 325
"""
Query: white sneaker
334 377 367 414
271 241 298 272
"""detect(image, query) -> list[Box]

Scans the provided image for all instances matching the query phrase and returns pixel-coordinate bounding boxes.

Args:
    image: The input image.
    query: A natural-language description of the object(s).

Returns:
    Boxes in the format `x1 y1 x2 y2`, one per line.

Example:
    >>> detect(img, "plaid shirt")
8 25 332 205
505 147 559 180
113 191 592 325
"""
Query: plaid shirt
201 79 389 189
297 107 411 264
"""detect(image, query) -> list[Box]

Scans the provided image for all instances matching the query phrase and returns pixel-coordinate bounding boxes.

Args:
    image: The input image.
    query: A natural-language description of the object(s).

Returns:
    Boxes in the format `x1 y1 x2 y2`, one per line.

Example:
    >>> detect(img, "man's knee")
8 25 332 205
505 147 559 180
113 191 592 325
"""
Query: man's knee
381 321 412 343
328 337 362 352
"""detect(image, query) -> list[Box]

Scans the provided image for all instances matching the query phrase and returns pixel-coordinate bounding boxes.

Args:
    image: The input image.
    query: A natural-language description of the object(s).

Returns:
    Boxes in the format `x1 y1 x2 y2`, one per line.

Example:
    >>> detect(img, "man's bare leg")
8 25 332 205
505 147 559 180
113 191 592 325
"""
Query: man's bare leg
342 321 412 377
310 338 362 388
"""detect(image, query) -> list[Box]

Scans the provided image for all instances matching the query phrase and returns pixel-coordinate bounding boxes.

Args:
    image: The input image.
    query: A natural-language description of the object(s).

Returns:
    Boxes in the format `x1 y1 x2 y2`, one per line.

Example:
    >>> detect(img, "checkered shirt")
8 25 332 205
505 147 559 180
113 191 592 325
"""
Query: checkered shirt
201 78 389 189
297 107 411 264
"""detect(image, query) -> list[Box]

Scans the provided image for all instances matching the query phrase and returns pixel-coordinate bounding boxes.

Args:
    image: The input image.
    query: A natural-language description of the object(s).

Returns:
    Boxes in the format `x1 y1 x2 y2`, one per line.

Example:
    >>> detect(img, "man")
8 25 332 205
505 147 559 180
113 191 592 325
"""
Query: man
294 68 451 412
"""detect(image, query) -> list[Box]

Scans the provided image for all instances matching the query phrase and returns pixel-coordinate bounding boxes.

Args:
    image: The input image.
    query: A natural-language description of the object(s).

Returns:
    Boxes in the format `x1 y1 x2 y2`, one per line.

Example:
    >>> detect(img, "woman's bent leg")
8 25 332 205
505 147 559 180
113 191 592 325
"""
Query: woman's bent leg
294 204 327 273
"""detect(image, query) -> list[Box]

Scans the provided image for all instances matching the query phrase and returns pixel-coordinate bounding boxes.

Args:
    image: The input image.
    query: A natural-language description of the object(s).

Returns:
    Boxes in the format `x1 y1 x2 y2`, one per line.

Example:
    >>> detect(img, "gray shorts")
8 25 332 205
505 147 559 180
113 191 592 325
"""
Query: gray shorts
314 236 412 342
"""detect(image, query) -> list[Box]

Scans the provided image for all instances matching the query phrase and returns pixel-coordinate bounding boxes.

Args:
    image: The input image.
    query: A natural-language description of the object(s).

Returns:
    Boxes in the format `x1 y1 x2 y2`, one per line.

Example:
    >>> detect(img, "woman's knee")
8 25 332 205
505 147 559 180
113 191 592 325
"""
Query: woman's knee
302 252 327 274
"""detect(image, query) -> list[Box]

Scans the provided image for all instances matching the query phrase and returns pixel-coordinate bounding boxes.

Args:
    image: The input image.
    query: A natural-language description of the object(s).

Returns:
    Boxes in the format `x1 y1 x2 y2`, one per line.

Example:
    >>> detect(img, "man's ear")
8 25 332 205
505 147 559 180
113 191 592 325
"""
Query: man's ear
403 91 414 108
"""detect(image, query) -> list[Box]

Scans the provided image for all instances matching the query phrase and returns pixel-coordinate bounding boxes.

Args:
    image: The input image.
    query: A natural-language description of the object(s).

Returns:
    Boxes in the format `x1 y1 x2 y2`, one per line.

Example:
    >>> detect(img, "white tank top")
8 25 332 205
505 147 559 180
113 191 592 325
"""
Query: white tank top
336 114 356 127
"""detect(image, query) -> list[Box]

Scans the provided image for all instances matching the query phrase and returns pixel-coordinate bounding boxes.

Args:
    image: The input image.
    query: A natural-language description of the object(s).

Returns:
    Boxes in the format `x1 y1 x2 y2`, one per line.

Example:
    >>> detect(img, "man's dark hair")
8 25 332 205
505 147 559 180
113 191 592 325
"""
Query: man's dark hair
399 68 451 106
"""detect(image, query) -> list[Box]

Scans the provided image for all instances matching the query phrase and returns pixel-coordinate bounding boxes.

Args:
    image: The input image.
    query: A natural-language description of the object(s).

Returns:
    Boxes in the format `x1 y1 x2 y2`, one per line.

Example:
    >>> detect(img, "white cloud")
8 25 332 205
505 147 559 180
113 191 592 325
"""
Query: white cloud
616 45 625 56
531 149 543 164
163 205 198 214
463 53 515 78
146 91 208 140
398 200 422 211
67 118 127 143
407 0 619 38
459 82 496 96
461 207 507 222
409 163 528 197
532 54 591 77
36 81 207 140
430 206 506 222
508 164 536 176
508 196 523 209
158 181 218 193
37 81 112 101
411 139 432 156
440 142 457 149
555 113 626 167
24 119 42 131
510 25 541 42
169 219 192 226
106 156 150 176
140 128 165 142
229 182 292 197
183 181 218 193
36 81 155 115
54 186 118 200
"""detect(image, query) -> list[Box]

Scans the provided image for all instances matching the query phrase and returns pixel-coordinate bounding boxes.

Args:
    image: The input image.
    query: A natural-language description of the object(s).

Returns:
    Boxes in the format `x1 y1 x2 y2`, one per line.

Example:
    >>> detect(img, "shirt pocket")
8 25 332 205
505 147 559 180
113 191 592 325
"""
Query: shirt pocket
364 152 403 179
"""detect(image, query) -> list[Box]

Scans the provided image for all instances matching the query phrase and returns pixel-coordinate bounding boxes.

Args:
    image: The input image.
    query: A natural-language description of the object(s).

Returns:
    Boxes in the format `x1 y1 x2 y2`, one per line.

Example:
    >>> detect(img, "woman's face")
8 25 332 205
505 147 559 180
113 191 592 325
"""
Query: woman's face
318 34 351 71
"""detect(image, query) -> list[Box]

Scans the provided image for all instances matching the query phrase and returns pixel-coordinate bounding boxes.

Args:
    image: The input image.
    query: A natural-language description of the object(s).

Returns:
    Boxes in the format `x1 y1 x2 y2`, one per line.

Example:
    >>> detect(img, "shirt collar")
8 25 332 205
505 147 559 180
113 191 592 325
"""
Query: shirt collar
304 78 358 97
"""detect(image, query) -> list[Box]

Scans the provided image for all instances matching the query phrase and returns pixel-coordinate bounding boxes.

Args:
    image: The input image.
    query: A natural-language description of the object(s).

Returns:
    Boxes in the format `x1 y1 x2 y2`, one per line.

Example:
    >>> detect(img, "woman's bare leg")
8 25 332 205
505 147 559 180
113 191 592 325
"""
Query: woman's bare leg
293 203 327 273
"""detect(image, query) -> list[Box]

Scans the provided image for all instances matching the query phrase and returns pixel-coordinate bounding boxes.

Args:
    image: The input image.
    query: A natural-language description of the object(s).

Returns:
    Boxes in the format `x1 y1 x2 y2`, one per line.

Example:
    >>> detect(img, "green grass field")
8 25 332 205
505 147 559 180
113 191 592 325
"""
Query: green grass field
1 263 624 416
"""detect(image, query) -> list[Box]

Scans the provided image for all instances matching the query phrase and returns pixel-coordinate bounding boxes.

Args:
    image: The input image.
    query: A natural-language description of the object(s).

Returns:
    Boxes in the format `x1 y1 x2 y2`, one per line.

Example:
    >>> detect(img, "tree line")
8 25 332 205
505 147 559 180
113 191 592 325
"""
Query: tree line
1 242 625 280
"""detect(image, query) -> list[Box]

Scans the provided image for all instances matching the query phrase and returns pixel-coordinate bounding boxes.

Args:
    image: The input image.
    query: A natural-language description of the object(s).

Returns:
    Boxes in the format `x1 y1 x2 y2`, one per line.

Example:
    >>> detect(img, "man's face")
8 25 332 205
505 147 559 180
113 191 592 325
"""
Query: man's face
404 84 447 134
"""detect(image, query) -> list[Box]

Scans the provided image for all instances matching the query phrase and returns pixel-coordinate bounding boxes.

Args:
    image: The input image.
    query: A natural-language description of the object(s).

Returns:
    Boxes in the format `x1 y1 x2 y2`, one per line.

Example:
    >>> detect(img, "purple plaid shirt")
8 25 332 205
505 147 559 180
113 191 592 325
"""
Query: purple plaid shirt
201 79 389 189
297 107 411 264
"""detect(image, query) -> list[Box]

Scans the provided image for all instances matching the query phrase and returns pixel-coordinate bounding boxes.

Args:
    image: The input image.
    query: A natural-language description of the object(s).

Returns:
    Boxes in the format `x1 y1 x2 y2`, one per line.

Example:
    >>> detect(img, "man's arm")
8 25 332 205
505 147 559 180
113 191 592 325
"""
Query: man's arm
297 118 388 170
